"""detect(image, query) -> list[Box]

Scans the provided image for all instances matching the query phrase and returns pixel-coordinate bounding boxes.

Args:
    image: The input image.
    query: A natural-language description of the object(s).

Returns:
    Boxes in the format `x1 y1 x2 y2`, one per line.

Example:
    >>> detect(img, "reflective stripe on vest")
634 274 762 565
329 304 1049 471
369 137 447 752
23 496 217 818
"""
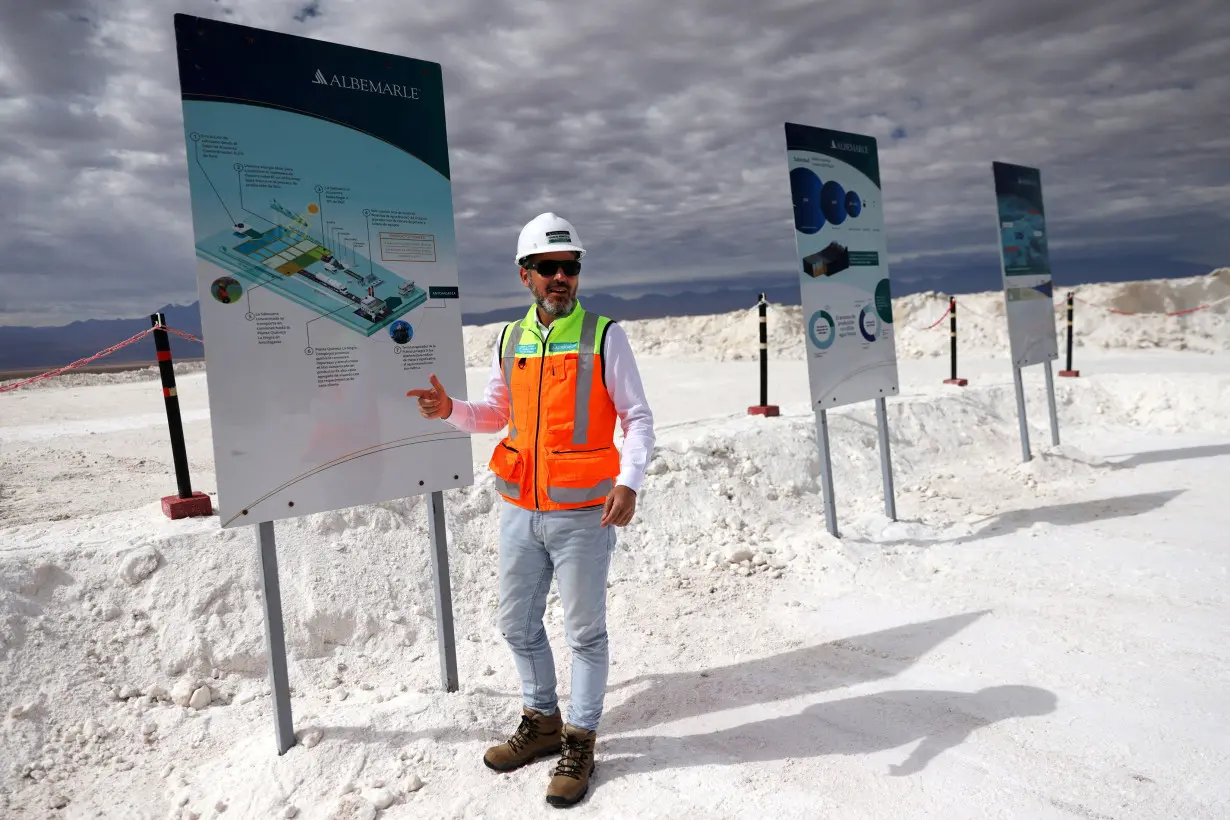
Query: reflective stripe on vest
571 311 599 446
501 323 524 440
548 477 614 505
495 476 521 499
489 302 619 511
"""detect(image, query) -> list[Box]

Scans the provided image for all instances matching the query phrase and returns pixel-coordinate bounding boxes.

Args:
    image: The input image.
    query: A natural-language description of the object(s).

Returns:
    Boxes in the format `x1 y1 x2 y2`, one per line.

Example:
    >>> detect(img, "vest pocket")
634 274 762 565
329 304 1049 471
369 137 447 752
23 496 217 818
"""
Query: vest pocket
488 441 525 500
558 351 578 382
544 446 620 506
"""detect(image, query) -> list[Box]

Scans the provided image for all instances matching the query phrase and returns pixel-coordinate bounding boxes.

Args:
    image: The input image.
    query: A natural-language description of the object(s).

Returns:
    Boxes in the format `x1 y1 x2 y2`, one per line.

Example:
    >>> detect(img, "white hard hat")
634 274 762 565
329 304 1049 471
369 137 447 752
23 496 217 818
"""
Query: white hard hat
515 212 586 265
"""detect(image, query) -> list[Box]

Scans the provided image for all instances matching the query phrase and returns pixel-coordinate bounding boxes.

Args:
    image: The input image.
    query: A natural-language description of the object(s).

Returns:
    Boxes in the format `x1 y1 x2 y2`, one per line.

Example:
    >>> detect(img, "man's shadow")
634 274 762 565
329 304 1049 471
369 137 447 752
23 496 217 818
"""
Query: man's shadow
600 684 1057 779
602 611 991 733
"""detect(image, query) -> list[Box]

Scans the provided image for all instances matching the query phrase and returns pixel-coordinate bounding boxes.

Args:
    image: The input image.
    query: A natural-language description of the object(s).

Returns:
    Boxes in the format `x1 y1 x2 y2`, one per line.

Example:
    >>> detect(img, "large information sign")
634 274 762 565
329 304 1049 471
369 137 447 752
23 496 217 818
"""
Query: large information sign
992 161 1059 369
785 123 899 410
174 14 473 527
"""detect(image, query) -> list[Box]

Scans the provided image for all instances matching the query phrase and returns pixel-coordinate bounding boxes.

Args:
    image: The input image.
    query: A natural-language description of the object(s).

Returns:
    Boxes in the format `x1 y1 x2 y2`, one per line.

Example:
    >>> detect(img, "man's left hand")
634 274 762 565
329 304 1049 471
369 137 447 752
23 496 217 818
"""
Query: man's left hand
601 485 637 527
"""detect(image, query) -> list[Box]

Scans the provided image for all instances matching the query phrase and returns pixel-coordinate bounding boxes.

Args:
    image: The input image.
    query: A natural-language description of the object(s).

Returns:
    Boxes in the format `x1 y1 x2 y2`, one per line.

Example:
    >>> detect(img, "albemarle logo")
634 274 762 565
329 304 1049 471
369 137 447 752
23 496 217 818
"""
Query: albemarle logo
830 139 869 154
312 69 420 100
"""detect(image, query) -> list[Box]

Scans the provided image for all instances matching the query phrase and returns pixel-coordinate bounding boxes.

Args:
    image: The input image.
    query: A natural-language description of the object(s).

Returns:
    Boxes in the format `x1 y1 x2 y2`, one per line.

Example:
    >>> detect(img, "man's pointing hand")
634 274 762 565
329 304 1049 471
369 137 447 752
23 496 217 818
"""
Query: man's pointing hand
406 373 453 419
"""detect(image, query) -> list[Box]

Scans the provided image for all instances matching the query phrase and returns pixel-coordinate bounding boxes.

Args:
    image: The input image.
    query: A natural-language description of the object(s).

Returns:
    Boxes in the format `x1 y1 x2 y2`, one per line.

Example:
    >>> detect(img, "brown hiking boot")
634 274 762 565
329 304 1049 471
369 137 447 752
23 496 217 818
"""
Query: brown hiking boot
483 707 563 772
545 724 596 808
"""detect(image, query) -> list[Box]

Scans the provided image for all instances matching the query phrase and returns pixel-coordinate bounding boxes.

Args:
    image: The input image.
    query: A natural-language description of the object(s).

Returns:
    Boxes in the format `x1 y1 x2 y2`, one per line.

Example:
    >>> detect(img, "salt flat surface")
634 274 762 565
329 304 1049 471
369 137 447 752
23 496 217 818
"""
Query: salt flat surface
1 276 1229 819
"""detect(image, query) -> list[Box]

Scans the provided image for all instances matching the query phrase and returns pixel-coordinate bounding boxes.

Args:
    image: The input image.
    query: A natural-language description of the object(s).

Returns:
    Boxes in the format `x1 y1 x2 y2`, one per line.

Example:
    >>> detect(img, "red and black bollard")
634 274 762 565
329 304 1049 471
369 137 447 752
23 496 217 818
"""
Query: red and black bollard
942 297 968 386
1059 292 1080 377
152 313 213 519
747 293 780 417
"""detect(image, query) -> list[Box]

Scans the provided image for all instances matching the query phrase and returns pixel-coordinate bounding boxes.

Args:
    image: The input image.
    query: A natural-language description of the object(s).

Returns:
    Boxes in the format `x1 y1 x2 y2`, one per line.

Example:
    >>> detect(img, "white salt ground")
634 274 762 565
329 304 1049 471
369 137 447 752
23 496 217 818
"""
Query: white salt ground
1 274 1229 819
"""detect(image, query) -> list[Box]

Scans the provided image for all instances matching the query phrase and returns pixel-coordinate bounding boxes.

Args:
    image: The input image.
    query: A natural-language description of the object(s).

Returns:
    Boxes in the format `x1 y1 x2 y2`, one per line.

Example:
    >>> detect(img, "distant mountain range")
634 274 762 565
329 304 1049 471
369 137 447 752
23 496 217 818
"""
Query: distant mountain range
0 303 210 372
0 256 1215 372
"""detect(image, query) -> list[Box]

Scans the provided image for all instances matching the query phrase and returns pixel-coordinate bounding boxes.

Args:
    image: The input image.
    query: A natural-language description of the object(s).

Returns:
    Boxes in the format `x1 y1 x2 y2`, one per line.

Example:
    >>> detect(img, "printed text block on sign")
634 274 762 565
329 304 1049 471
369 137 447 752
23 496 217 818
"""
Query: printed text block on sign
380 232 437 263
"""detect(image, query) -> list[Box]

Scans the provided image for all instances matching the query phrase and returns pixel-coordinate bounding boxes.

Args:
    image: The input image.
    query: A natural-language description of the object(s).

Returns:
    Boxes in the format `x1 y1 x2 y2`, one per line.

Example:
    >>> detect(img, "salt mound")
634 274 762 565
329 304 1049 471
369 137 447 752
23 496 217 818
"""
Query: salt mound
893 268 1230 359
3 273 1225 394
458 269 1229 366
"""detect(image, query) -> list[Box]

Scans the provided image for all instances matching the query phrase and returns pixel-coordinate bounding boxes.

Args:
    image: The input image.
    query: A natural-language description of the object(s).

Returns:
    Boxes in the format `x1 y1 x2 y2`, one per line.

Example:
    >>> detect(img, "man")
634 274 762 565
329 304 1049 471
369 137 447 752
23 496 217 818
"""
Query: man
406 212 655 808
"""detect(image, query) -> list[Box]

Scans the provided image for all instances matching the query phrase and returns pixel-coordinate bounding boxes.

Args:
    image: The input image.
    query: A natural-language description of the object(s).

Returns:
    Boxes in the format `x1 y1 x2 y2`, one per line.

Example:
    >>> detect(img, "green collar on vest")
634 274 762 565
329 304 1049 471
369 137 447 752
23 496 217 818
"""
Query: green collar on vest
519 299 587 339
508 299 611 357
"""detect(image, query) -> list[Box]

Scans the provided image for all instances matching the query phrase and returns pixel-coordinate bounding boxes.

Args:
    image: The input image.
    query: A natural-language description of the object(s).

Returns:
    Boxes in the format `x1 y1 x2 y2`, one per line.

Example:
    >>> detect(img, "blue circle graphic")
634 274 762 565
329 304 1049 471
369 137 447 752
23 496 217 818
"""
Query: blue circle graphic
845 190 862 218
389 320 413 345
790 167 824 234
808 310 836 350
858 305 878 342
821 180 847 225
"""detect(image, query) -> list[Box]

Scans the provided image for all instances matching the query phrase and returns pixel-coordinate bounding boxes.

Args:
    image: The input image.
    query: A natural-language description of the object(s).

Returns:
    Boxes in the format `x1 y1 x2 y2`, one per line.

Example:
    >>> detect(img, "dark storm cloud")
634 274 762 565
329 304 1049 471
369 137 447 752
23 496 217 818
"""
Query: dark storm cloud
0 2 111 97
0 0 1226 324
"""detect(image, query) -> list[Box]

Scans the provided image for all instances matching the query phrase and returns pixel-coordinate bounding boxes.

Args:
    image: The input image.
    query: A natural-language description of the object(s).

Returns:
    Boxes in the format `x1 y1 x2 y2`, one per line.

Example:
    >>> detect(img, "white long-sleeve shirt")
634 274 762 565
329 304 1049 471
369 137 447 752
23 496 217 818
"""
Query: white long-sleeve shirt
444 316 656 493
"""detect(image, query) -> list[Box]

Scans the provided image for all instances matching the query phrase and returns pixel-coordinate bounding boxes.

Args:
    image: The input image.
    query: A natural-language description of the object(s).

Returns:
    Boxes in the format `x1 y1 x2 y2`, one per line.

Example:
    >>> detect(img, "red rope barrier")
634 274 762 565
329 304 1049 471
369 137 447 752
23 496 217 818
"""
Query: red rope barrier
923 302 953 330
1071 293 1228 317
0 325 203 393
909 301 954 331
165 327 204 344
911 287 1226 329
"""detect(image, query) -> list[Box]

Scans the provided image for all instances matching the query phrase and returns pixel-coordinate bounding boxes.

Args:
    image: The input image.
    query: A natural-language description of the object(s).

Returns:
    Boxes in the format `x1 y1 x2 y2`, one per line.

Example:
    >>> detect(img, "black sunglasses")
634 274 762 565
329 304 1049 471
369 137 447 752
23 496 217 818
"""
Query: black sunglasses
525 259 581 277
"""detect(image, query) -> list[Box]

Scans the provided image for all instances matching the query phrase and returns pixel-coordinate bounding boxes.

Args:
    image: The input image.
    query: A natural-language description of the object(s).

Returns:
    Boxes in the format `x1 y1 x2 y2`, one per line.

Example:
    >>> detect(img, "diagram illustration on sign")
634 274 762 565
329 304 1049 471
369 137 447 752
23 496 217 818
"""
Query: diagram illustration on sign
803 242 851 278
192 165 430 338
995 171 1051 277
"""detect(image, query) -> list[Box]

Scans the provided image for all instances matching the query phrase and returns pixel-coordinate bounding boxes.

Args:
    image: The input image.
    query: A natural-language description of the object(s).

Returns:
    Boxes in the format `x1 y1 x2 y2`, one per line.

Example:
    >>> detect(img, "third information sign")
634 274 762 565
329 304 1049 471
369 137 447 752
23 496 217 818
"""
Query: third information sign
992 161 1059 369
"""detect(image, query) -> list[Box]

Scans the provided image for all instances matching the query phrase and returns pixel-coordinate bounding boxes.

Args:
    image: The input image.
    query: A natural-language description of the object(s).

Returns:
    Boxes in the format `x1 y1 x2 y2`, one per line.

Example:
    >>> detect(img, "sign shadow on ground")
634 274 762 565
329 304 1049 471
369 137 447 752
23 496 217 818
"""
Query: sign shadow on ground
602 611 990 734
947 490 1184 546
1108 443 1230 470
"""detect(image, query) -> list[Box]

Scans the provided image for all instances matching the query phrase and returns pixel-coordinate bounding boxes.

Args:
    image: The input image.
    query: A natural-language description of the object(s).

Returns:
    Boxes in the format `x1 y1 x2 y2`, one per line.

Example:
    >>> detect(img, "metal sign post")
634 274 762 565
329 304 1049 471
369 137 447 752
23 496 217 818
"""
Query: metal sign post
1012 365 1032 462
812 399 896 537
256 521 295 755
814 409 840 538
1043 360 1060 447
252 491 460 757
427 491 459 692
875 397 897 521
1011 361 1061 463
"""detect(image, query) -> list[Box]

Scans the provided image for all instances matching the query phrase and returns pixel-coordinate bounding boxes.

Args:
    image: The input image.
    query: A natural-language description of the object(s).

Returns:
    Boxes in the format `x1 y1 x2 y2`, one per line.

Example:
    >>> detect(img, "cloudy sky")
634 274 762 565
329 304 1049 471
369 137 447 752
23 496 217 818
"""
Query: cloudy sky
1 0 1227 326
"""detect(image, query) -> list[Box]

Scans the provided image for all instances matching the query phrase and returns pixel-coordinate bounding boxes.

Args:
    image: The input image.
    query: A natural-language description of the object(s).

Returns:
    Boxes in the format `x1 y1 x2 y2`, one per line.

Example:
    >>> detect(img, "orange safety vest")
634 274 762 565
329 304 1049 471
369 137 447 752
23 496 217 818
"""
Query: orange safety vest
487 301 621 511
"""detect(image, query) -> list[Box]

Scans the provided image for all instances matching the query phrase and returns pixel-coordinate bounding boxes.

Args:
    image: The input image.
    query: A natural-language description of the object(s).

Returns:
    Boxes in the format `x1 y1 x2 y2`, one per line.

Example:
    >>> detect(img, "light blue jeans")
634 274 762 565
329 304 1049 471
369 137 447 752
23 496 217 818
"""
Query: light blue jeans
497 500 617 732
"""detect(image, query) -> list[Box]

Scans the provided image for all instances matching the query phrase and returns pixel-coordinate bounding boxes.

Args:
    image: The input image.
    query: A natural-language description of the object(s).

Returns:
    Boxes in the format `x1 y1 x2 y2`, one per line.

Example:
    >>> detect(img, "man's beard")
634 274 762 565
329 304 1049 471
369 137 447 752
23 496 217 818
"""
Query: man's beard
535 285 575 317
